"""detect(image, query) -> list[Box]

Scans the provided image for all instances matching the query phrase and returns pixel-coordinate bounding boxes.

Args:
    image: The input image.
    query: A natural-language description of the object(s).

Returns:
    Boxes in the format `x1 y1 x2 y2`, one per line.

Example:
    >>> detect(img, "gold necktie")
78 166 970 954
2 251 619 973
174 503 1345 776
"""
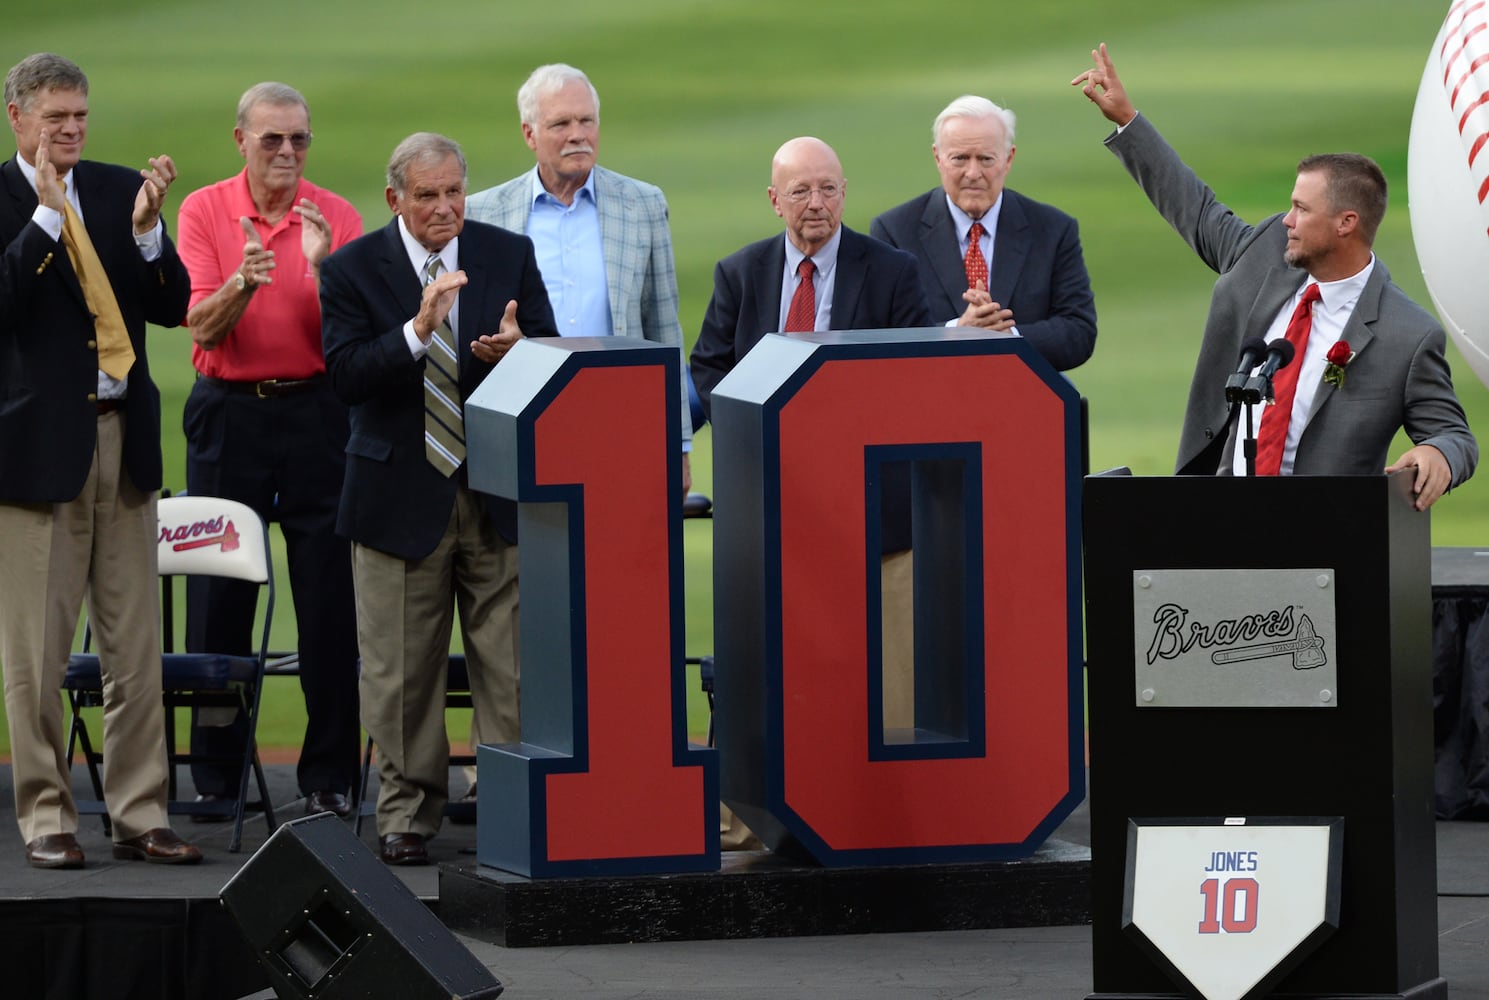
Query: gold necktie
60 180 135 380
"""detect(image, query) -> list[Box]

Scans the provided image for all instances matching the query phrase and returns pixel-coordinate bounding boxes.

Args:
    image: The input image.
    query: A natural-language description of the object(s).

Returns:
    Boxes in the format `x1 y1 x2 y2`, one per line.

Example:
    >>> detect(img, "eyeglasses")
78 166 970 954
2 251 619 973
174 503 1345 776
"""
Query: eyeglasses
780 184 843 204
246 130 313 152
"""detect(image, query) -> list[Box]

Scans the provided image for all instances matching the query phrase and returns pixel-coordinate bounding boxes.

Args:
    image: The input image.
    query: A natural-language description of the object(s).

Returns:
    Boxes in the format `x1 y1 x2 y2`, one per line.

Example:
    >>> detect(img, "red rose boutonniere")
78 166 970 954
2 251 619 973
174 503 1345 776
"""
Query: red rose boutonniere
1323 340 1354 388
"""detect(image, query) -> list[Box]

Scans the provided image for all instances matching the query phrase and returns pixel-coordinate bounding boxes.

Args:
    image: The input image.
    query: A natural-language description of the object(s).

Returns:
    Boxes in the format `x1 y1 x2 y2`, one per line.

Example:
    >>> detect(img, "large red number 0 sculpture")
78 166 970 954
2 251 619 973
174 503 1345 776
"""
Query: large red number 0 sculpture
712 331 1086 866
466 338 719 878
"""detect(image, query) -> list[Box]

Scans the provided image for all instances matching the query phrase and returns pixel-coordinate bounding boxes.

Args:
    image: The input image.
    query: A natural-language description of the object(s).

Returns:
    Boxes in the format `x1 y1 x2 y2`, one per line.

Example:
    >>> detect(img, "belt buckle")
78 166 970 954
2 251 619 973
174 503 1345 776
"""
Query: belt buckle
255 380 276 398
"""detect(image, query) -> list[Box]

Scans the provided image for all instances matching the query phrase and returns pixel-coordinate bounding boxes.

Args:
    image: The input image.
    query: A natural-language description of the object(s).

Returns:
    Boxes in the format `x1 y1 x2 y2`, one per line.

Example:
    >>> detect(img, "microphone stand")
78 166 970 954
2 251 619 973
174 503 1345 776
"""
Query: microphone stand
1236 372 1276 478
1240 400 1258 477
1225 374 1269 478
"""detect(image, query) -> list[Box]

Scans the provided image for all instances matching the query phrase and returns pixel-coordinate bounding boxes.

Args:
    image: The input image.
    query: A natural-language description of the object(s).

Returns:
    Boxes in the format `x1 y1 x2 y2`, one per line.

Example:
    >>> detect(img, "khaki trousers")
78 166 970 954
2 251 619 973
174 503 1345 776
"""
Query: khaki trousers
0 411 170 843
353 484 520 838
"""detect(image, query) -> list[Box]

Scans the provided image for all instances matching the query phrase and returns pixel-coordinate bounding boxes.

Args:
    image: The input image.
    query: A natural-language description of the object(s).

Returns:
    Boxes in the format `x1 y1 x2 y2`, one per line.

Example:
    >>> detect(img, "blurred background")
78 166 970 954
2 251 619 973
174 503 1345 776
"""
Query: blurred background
1 0 1477 753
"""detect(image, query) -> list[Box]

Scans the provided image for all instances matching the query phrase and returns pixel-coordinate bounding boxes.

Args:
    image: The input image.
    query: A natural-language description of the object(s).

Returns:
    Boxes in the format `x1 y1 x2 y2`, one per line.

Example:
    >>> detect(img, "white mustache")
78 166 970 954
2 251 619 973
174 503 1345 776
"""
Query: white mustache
563 144 594 156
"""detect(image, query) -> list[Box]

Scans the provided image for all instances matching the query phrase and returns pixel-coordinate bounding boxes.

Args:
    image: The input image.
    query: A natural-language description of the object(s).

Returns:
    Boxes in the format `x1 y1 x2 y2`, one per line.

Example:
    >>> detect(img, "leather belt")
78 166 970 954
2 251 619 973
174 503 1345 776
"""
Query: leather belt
200 374 325 398
96 399 122 415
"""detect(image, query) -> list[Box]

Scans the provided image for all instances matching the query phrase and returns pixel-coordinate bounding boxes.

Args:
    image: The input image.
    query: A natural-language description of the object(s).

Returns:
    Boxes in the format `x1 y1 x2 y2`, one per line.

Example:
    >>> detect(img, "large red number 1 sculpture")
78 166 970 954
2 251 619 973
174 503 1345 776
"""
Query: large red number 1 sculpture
710 330 1086 866
464 337 719 877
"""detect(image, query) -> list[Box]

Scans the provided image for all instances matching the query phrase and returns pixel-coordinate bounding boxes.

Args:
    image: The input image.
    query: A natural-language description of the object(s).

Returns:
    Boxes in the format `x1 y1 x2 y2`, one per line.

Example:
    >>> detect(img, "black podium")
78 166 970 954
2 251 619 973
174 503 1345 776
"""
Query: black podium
1083 472 1443 1000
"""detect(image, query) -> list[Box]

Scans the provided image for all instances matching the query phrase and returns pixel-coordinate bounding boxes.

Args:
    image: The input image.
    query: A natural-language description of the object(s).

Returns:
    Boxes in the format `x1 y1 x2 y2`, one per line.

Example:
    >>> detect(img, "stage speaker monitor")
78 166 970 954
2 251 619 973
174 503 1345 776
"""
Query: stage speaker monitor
220 813 502 999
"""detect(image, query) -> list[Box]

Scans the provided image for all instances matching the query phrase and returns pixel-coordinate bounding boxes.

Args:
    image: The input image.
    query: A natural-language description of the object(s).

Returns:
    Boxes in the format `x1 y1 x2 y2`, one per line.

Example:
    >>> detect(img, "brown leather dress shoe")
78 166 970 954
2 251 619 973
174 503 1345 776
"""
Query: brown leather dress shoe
379 832 429 866
305 790 353 818
112 828 204 865
26 833 84 870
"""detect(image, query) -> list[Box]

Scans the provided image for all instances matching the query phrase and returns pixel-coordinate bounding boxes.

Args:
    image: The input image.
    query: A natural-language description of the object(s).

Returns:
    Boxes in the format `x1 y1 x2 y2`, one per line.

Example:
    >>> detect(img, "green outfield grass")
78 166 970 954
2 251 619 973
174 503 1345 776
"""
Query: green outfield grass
2 0 1482 758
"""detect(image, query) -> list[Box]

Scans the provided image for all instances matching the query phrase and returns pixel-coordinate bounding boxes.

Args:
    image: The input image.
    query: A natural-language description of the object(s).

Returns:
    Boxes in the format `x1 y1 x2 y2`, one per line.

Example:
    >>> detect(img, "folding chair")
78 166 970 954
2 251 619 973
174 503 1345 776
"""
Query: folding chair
64 494 279 852
353 655 474 834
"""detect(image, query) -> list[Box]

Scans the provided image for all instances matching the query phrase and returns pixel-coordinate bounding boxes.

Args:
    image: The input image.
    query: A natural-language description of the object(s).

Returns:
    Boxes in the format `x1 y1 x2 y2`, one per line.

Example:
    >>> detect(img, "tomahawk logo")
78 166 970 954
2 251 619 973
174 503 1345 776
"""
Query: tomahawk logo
1211 613 1327 671
1145 604 1327 671
159 516 240 552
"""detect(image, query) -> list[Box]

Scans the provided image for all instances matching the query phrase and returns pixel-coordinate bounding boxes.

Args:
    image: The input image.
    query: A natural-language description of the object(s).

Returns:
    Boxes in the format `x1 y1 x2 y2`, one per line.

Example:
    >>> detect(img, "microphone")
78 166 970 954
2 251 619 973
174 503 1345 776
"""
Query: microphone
1255 338 1296 383
1224 337 1271 402
1241 339 1296 404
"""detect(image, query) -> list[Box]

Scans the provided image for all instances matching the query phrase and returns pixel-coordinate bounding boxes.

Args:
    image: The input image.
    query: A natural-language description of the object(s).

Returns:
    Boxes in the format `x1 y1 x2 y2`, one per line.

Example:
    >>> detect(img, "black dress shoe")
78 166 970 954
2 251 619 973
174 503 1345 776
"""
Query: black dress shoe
112 828 203 864
190 793 264 823
305 790 352 818
379 832 429 866
26 833 84 870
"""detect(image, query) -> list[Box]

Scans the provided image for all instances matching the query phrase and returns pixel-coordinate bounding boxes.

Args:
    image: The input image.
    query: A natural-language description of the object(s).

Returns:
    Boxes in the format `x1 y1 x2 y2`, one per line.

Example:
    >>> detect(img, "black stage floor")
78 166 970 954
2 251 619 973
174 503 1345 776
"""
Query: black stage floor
0 763 1484 999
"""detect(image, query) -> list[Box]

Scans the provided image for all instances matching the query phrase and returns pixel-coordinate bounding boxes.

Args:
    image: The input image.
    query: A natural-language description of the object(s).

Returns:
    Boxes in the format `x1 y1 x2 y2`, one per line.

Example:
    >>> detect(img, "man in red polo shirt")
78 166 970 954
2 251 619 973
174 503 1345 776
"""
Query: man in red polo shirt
176 82 362 819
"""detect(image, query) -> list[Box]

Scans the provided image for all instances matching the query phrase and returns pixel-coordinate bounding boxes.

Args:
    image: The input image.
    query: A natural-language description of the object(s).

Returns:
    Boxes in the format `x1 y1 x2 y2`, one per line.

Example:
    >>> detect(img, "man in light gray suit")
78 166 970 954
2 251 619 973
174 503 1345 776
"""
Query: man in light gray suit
1075 44 1475 509
463 64 693 808
467 62 691 485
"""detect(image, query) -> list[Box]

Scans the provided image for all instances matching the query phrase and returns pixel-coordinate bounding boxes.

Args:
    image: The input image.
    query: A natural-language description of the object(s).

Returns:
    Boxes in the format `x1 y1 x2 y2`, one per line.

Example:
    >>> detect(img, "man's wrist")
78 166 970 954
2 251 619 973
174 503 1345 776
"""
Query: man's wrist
233 267 262 294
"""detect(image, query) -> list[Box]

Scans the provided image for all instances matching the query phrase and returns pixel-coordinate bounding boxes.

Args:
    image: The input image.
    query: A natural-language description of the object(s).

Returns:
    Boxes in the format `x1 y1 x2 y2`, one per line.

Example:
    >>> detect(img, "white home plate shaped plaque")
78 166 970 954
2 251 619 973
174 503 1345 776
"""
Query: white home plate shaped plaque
1124 818 1342 1000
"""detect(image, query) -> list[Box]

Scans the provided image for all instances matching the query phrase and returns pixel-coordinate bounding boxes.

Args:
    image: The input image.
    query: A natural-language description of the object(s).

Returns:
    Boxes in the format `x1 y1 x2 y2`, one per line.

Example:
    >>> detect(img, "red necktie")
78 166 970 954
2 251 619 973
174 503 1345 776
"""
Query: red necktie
964 221 988 291
1254 283 1322 476
784 258 816 332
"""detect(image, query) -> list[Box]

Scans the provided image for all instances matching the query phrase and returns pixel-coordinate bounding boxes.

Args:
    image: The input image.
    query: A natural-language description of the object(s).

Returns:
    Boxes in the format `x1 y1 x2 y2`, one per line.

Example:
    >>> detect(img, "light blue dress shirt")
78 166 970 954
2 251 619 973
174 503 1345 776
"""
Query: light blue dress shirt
528 170 612 338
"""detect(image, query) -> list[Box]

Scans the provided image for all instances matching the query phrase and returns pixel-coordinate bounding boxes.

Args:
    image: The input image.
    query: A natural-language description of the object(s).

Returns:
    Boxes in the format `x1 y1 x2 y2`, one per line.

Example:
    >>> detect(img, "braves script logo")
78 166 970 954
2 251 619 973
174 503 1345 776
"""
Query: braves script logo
1438 0 1489 230
1145 603 1327 671
158 516 240 553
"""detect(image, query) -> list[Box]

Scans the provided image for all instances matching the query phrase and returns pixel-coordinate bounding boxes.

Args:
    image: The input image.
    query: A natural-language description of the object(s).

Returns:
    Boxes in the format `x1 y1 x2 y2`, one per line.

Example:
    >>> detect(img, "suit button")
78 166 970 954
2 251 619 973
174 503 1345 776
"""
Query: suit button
87 393 98 402
87 340 97 350
1204 428 1214 440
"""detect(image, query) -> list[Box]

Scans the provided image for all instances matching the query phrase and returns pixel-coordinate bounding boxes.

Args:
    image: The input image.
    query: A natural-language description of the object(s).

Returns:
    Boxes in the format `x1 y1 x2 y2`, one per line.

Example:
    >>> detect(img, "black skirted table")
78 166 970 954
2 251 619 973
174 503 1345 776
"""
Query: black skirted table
1432 547 1489 819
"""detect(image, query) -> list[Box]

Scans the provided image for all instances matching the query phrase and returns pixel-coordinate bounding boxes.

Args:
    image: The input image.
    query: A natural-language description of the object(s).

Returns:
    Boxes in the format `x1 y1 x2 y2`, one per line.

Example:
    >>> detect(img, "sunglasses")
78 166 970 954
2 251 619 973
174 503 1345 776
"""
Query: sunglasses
245 129 313 152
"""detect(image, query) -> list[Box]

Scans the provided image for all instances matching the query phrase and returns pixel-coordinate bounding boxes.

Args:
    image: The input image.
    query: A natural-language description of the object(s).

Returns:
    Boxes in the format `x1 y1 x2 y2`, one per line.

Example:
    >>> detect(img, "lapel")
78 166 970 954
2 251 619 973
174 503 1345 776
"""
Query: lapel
592 166 628 328
1306 263 1383 423
375 218 425 335
499 173 533 232
987 192 1030 306
3 157 88 309
831 227 868 329
1248 266 1306 343
453 227 488 357
919 193 966 309
753 235 787 335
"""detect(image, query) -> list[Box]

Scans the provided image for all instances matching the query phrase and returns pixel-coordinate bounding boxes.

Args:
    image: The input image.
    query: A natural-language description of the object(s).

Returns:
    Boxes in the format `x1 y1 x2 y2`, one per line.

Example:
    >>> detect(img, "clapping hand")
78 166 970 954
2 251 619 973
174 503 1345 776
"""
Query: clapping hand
294 198 333 268
133 154 177 234
472 300 523 363
238 216 276 288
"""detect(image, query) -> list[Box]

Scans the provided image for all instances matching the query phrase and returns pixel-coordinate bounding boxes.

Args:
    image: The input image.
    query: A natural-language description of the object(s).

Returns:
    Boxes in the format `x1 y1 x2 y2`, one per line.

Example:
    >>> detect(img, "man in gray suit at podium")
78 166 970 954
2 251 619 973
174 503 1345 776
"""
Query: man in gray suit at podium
1074 44 1476 510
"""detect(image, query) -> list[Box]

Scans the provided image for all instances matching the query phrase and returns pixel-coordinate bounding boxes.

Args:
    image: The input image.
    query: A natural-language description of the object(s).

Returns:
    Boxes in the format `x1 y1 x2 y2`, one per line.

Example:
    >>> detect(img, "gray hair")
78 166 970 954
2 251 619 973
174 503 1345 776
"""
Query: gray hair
4 53 88 111
236 82 309 128
932 95 1016 151
386 132 467 194
516 63 600 126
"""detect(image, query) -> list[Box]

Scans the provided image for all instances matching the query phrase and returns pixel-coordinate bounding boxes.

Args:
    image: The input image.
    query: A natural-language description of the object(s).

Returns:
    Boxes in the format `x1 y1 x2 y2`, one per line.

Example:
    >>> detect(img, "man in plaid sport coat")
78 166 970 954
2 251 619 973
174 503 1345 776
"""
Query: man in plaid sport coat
463 63 694 810
467 63 692 468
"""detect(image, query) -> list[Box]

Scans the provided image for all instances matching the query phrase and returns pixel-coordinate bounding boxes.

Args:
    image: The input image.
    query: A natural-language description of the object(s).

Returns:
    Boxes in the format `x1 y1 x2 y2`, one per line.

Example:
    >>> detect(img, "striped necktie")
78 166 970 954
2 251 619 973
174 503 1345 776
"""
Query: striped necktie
422 254 465 476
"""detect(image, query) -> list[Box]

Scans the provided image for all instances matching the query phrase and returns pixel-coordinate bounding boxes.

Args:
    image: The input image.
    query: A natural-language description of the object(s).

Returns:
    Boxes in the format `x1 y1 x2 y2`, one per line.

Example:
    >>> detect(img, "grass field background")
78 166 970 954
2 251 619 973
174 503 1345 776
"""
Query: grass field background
2 0 1483 758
